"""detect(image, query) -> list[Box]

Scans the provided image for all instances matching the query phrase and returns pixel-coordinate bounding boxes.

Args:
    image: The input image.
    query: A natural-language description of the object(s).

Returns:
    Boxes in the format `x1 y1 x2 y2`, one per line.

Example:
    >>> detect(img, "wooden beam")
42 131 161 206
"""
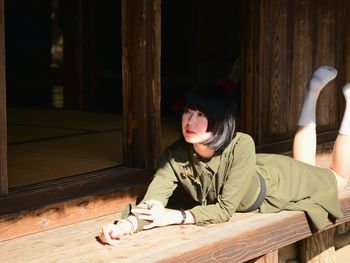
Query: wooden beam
122 0 161 169
0 0 7 196
0 167 150 215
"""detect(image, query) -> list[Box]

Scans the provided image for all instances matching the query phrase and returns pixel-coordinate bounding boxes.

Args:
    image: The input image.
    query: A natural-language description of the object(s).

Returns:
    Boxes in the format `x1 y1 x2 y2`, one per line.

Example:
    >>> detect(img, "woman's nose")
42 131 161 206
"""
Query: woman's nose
187 112 195 124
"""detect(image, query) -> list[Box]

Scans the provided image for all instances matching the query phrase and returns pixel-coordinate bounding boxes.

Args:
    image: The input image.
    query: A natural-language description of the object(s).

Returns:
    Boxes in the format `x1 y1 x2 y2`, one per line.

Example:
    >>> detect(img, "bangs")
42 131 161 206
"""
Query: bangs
183 91 216 117
183 83 239 152
183 83 237 131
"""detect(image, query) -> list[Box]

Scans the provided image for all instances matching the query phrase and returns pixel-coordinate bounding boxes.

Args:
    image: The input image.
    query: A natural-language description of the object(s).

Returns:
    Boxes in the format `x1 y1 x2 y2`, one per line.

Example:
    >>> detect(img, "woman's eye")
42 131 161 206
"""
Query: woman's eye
184 108 195 114
198 111 205 117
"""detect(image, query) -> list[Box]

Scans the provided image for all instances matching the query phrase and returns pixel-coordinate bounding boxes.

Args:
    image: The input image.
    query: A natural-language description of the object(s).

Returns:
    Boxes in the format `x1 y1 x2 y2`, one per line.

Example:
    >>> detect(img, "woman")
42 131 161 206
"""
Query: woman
100 66 350 246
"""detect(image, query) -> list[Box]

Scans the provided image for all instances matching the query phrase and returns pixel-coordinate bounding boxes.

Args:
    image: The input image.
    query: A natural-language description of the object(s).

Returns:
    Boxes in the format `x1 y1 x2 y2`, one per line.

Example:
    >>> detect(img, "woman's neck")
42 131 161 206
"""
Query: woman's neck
193 143 215 161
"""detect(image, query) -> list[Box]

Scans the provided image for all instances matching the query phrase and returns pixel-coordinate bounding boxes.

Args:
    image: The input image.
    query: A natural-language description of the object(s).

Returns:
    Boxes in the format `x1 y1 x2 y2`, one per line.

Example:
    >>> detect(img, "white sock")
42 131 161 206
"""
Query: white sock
297 66 337 127
339 83 350 136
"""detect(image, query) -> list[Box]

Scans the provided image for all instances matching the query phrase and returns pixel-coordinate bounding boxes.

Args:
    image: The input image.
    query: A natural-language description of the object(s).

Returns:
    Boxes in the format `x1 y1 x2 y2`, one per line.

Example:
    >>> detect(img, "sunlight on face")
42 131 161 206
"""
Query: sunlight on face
182 109 212 144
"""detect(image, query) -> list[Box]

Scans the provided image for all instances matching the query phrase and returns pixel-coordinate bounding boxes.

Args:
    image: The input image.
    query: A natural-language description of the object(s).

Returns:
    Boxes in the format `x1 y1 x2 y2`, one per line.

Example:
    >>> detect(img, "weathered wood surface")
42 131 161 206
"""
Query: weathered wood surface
0 0 7 196
252 250 278 263
0 182 148 242
0 211 304 263
1 189 349 263
122 0 161 169
299 228 336 263
244 0 347 153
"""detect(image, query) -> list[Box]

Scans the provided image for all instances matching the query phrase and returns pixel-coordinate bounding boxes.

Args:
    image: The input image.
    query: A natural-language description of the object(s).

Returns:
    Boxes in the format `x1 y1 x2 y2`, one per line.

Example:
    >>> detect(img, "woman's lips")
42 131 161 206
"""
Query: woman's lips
185 129 195 134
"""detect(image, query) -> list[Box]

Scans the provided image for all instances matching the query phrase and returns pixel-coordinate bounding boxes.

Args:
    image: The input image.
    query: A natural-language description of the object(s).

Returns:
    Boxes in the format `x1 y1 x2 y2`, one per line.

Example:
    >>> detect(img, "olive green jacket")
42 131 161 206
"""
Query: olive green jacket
125 133 343 231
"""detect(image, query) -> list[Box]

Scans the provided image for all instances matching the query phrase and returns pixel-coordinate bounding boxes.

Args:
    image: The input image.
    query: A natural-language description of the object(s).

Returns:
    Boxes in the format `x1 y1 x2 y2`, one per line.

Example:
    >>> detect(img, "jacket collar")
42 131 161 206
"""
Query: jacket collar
190 146 221 174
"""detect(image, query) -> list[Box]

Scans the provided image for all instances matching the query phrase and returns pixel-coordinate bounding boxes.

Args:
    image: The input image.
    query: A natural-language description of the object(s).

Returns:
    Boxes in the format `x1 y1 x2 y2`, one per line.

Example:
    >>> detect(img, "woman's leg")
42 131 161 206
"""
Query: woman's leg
293 66 337 165
331 83 350 182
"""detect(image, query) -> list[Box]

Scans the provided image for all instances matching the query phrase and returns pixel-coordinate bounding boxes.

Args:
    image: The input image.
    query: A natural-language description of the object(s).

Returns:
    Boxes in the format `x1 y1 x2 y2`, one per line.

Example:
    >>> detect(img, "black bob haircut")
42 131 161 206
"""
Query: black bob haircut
183 83 239 152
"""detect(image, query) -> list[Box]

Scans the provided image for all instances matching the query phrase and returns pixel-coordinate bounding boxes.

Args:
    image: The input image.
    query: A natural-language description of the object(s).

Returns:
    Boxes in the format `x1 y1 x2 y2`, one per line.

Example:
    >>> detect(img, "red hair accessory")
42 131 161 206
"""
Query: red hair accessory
215 77 237 92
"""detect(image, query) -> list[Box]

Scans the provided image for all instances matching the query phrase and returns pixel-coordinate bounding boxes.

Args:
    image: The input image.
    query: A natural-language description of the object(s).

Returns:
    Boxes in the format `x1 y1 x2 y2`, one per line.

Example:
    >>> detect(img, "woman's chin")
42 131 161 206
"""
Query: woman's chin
183 136 197 144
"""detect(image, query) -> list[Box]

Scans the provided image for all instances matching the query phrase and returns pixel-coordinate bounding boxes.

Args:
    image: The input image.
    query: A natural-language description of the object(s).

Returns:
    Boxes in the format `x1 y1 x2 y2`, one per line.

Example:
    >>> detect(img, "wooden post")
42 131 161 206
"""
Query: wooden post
299 228 336 263
252 250 278 263
122 0 161 169
241 0 260 137
0 0 7 196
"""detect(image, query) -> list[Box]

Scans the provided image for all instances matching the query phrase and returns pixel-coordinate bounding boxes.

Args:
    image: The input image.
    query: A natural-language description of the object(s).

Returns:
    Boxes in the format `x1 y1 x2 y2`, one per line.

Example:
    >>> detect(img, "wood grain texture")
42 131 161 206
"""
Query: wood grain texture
159 211 312 263
1 190 349 263
246 0 346 153
0 211 307 263
299 228 336 263
0 0 7 196
0 183 148 242
289 0 313 132
252 250 278 263
241 0 260 136
122 0 161 169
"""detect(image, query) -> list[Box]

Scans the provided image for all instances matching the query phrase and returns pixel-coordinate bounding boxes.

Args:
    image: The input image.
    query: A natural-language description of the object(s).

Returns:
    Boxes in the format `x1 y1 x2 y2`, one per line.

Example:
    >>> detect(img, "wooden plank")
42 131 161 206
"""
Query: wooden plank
159 211 312 263
0 211 309 263
0 168 150 242
289 0 313 132
313 0 340 129
253 0 343 153
1 190 350 263
0 183 147 242
0 0 7 196
122 0 161 169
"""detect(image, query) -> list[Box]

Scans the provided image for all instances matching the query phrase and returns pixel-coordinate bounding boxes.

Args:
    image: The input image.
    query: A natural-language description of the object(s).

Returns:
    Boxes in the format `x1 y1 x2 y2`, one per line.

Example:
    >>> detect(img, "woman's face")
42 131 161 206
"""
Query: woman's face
182 108 212 144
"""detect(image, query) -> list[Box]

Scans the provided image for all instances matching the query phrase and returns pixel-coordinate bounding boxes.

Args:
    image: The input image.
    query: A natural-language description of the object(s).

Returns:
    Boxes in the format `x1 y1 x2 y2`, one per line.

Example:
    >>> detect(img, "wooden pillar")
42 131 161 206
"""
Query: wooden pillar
122 0 161 169
241 0 260 137
299 228 336 263
252 250 278 263
0 0 7 196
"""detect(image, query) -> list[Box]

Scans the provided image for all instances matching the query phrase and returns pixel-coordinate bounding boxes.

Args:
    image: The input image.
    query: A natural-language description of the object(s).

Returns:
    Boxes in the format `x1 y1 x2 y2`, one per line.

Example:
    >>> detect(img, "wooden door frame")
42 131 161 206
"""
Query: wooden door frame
0 0 161 216
0 0 7 196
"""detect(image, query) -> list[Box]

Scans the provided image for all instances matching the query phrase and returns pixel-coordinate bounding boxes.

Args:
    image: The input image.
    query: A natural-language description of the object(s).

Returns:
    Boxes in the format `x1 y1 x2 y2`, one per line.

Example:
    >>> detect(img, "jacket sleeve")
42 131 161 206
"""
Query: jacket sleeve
189 135 257 225
120 148 179 231
139 149 179 207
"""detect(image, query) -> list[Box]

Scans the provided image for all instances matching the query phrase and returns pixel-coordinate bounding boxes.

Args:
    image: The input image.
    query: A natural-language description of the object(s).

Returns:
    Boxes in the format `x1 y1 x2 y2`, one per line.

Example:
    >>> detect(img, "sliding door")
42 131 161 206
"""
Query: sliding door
0 0 161 215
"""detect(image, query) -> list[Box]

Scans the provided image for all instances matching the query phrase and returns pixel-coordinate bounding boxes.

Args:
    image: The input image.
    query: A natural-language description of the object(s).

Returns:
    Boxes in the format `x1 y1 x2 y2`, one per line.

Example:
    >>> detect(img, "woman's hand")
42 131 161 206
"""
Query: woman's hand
131 200 180 230
99 218 135 246
99 223 123 246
